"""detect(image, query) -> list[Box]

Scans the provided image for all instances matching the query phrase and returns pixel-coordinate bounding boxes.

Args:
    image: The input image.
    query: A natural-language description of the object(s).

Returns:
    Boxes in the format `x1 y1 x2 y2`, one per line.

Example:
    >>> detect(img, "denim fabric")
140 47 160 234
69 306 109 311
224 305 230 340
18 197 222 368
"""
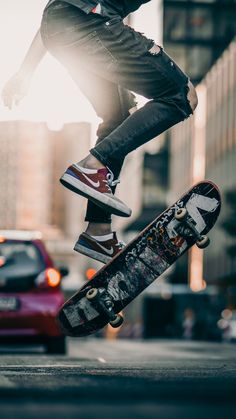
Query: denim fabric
41 1 193 223
45 0 151 19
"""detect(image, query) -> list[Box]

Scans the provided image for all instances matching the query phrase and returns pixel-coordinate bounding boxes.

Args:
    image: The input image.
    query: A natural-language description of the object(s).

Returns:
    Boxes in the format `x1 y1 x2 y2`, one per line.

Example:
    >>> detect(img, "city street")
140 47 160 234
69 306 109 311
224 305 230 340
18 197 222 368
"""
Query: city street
1 1 236 418
0 338 236 418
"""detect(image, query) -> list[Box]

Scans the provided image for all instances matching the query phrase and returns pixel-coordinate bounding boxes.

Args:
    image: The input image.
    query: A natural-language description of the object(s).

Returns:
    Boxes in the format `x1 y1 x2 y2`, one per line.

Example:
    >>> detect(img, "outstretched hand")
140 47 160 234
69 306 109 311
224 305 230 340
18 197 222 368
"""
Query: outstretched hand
1 71 31 110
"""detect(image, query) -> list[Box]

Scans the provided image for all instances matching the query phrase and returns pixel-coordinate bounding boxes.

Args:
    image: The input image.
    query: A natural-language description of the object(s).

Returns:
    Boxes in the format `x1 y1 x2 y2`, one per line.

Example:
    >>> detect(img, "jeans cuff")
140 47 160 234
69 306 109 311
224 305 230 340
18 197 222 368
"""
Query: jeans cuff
90 148 113 171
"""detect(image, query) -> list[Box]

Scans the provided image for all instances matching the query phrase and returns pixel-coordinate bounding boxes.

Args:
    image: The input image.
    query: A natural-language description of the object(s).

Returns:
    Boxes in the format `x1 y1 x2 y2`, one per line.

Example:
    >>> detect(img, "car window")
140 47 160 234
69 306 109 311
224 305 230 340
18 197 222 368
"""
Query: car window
0 242 44 278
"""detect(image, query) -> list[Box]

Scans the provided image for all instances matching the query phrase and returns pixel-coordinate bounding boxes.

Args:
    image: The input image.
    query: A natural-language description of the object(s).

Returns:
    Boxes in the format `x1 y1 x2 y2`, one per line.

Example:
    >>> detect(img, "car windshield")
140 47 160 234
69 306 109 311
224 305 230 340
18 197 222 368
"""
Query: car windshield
0 241 44 279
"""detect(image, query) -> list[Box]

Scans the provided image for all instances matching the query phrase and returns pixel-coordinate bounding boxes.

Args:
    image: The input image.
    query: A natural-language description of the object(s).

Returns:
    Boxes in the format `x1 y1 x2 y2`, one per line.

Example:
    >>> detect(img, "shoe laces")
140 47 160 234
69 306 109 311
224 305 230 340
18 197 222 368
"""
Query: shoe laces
106 170 120 187
103 170 120 192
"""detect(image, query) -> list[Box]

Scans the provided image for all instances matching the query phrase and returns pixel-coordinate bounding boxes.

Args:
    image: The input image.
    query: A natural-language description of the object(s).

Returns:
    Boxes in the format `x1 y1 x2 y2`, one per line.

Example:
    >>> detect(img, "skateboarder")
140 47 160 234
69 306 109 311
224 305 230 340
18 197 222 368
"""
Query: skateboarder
2 0 198 264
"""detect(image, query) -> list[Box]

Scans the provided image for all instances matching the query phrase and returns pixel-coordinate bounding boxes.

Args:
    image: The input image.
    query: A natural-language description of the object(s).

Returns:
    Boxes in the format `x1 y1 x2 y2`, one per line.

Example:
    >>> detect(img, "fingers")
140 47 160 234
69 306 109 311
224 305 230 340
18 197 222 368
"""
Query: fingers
1 80 16 109
2 94 16 110
1 77 25 109
1 89 13 110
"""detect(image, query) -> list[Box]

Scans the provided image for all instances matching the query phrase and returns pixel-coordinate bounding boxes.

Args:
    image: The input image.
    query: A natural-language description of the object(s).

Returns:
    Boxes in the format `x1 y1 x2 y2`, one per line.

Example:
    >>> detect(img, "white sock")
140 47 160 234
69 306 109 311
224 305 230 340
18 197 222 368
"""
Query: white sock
75 164 97 174
91 233 114 241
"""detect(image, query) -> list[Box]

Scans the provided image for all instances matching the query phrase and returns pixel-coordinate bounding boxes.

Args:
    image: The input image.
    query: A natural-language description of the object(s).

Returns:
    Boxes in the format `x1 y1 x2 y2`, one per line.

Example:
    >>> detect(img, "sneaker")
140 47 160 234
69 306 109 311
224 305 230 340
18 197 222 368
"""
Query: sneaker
74 232 126 264
60 164 131 218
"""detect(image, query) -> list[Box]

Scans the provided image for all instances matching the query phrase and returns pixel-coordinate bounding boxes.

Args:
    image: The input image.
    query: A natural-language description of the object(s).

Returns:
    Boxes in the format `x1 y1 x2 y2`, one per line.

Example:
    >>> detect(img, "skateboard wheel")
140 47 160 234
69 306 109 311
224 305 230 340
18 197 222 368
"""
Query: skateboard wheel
109 314 124 328
196 235 210 249
175 208 188 221
86 288 98 301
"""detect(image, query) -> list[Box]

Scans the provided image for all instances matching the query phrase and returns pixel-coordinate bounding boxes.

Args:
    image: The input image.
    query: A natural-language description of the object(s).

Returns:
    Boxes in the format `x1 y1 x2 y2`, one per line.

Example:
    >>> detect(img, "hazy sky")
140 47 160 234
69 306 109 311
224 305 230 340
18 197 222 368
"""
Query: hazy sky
0 0 162 130
0 0 98 129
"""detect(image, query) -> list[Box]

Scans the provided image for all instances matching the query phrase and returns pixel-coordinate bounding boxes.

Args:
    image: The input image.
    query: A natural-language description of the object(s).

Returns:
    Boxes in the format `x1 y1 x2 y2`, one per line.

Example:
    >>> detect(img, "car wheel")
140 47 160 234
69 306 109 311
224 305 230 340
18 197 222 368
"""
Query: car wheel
46 336 66 354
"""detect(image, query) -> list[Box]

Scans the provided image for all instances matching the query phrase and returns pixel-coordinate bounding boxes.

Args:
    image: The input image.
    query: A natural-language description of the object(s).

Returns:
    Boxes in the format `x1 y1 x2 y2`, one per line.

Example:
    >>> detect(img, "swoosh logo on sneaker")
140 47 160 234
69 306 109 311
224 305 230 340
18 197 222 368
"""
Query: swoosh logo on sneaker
80 172 100 188
96 242 114 256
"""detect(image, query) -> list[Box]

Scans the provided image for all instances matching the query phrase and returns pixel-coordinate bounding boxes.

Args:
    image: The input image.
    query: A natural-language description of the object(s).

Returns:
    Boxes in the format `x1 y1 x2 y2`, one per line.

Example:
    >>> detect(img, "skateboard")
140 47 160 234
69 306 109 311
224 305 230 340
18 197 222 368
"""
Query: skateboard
57 180 221 337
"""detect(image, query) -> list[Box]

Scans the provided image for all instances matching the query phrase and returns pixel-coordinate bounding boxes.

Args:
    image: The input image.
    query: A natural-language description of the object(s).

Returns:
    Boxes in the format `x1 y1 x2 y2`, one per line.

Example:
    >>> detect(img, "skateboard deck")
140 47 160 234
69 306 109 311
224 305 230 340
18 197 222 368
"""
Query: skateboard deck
57 181 221 337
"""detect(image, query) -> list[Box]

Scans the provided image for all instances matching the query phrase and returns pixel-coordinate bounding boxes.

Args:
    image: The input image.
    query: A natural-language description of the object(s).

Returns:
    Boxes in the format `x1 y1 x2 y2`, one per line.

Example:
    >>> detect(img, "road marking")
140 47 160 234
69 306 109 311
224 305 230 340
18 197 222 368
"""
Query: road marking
97 357 107 364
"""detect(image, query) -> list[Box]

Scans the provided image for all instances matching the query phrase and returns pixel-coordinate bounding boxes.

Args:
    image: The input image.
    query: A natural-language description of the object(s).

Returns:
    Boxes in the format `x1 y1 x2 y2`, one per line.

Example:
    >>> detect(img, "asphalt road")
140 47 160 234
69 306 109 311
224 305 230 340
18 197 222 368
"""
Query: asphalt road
0 339 236 419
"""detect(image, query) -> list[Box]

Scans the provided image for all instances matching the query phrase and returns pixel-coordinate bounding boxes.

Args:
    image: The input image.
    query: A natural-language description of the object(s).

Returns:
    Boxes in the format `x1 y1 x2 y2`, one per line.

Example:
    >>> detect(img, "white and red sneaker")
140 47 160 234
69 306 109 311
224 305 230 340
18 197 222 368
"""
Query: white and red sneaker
74 232 126 264
60 164 131 218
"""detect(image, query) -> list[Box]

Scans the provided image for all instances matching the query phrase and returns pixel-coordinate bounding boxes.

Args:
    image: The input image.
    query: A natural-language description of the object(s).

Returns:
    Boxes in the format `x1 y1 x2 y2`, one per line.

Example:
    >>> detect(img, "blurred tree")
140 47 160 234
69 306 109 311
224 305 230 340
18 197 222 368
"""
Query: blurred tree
221 189 236 257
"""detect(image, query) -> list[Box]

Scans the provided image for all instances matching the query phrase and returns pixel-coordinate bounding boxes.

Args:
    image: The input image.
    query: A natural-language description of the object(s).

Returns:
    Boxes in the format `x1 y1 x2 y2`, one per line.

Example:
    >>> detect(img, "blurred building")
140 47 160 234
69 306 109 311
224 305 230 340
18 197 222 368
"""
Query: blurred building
163 0 236 291
163 0 236 84
0 121 52 230
0 120 91 233
170 39 236 290
49 122 91 237
121 0 236 240
123 141 169 237
0 120 92 286
115 0 236 297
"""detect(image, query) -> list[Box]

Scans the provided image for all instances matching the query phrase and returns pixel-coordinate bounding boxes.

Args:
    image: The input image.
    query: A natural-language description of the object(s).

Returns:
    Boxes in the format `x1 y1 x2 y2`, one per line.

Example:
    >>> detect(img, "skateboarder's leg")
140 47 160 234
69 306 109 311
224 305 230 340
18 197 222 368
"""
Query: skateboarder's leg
84 23 197 169
79 82 136 225
65 76 134 258
41 7 137 259
41 4 197 214
61 62 136 225
41 5 137 219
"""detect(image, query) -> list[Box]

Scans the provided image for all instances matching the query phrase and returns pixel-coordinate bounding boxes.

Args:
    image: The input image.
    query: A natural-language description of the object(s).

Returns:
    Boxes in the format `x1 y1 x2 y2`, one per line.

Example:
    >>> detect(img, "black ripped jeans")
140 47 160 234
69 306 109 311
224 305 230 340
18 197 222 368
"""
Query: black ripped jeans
41 1 193 224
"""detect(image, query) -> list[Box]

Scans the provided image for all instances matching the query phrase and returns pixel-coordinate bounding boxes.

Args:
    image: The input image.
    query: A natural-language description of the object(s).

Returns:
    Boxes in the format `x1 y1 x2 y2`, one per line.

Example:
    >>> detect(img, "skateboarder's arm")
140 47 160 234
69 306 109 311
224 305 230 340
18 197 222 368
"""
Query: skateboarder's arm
19 28 46 77
2 29 47 109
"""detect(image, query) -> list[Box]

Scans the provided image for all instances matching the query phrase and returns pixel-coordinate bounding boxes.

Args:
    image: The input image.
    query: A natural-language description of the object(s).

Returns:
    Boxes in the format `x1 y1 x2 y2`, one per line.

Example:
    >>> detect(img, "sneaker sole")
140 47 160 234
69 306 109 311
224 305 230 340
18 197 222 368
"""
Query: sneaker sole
74 243 111 264
60 173 132 218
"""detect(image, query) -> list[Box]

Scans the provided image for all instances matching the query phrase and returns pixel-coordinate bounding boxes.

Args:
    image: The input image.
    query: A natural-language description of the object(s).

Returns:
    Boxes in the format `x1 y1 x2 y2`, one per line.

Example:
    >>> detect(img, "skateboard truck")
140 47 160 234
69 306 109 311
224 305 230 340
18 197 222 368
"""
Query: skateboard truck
86 288 124 328
174 208 210 249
